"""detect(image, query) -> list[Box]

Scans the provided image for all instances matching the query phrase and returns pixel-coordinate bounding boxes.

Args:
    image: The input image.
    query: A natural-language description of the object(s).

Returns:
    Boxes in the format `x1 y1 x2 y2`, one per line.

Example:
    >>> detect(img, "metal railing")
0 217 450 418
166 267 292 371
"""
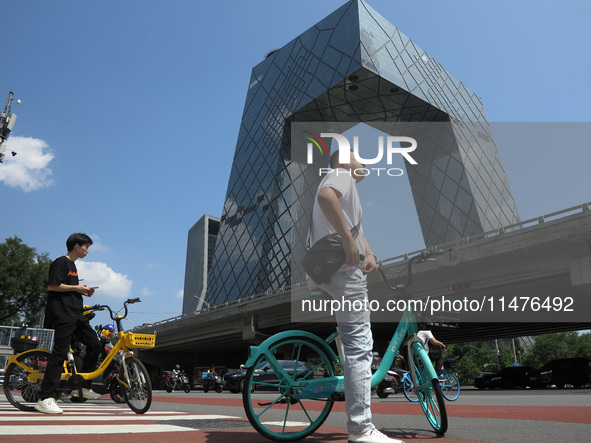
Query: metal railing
0 325 55 368
380 201 590 265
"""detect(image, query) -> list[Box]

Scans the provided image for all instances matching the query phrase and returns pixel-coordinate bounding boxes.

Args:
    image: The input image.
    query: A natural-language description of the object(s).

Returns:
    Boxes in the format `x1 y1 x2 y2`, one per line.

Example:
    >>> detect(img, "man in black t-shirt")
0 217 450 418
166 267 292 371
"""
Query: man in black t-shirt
35 233 103 415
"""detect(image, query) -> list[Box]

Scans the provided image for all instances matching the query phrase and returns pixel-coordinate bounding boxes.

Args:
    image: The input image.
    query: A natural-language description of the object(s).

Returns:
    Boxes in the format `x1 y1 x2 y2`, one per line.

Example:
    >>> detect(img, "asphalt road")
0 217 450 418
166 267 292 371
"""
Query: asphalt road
1 387 589 442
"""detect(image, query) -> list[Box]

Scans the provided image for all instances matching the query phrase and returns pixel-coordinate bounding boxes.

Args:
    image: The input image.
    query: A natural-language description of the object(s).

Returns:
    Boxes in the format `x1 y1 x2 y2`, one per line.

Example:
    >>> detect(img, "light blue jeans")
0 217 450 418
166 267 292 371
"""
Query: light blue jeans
308 267 374 435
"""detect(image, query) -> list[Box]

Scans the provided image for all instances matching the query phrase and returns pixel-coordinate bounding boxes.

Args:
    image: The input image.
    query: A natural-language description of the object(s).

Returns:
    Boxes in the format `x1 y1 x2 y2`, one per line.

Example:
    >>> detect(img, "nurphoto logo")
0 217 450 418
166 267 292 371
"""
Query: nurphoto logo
304 132 418 177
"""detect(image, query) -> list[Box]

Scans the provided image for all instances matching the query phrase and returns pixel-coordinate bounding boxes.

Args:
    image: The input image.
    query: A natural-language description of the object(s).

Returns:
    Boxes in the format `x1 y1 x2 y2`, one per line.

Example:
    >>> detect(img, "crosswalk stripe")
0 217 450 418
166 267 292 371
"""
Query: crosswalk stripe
0 414 240 422
262 420 312 427
0 409 185 415
0 397 244 436
0 407 176 413
0 424 195 435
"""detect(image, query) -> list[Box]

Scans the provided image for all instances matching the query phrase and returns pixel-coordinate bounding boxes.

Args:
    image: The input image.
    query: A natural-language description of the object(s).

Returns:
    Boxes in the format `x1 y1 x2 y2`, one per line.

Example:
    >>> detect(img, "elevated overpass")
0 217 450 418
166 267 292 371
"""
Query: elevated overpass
135 203 591 368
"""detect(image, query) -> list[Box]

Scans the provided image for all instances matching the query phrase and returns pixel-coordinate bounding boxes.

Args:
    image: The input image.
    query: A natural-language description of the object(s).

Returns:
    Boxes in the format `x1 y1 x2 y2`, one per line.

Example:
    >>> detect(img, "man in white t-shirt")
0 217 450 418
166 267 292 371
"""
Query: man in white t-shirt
417 330 447 375
307 149 404 443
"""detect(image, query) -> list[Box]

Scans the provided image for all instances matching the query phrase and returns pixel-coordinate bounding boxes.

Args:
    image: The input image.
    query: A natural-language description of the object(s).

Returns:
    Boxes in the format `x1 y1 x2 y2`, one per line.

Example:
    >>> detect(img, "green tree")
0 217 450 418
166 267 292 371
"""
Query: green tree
523 331 591 367
572 332 591 357
446 341 499 384
497 341 516 368
0 236 51 326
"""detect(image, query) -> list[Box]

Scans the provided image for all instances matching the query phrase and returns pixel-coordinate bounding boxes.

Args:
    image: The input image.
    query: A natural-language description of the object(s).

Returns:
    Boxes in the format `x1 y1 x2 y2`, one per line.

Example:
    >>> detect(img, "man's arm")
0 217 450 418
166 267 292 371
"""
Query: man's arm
317 186 359 266
48 259 94 296
48 283 95 297
429 337 446 349
363 237 377 275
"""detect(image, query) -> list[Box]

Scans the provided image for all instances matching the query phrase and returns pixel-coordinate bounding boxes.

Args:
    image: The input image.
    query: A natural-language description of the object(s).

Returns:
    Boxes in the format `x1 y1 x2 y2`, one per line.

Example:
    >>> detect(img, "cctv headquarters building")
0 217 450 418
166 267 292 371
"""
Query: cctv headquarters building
182 0 520 316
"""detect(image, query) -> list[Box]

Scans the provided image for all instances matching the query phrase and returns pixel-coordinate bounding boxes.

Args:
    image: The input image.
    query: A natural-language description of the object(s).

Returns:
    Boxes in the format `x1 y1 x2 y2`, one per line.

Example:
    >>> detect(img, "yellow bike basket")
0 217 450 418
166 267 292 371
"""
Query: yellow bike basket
124 332 156 349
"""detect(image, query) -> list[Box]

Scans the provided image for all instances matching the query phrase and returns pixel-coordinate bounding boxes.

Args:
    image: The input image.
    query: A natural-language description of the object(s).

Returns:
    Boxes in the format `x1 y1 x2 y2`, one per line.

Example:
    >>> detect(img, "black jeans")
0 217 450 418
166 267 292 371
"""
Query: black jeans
40 320 102 399
428 349 444 374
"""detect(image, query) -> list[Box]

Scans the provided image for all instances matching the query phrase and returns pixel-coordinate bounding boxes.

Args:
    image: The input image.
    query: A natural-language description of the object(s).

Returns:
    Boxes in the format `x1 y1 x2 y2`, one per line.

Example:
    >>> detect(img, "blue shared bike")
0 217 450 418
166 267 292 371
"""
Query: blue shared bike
402 367 460 402
241 251 448 441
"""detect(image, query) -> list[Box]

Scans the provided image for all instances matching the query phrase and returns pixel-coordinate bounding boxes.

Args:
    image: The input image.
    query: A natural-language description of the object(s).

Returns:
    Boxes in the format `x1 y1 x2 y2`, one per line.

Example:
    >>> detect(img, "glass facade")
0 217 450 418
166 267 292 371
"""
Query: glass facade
204 0 519 307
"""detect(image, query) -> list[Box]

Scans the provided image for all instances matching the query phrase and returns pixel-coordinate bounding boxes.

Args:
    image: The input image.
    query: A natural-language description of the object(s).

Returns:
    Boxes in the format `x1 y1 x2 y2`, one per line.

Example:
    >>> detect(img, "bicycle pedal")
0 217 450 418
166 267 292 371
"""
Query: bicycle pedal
331 392 345 401
258 397 298 407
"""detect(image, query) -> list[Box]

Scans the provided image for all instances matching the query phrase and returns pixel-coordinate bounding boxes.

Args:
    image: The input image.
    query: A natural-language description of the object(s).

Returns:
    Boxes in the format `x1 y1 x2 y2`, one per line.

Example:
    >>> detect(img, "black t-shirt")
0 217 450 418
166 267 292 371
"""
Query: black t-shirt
44 256 85 328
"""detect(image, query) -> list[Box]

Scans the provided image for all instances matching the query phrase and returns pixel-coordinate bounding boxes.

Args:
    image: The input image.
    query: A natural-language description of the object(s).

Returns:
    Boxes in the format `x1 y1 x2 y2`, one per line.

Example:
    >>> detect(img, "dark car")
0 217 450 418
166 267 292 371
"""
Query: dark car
528 358 591 389
223 360 312 394
473 371 496 389
474 366 534 389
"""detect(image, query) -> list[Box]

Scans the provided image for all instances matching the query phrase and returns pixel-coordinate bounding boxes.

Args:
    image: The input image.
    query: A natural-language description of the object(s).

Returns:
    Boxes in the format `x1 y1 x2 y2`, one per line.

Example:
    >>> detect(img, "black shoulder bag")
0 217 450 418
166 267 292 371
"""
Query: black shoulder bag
301 217 362 285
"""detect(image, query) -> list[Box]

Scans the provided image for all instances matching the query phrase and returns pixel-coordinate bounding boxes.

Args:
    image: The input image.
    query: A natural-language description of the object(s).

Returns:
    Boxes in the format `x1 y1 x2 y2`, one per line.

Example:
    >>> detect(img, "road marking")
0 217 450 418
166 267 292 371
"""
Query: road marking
0 398 242 436
0 424 195 435
0 407 192 415
0 414 240 421
261 421 312 427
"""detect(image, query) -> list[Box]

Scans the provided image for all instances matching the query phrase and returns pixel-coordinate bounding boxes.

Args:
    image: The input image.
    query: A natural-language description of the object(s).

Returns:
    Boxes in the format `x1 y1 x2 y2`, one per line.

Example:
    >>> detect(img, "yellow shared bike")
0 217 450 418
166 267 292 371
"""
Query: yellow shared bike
3 298 156 414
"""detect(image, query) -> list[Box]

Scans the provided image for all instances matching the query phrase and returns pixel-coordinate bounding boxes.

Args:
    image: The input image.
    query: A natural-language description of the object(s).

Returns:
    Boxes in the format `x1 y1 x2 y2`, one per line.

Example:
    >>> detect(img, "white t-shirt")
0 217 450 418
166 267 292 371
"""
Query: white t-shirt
308 169 365 271
417 330 434 353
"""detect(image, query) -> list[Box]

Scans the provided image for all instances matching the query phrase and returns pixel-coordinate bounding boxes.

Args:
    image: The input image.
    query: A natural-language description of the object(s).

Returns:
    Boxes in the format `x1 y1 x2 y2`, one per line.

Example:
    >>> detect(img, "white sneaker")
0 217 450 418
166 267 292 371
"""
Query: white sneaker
35 398 64 414
72 388 102 400
349 428 404 443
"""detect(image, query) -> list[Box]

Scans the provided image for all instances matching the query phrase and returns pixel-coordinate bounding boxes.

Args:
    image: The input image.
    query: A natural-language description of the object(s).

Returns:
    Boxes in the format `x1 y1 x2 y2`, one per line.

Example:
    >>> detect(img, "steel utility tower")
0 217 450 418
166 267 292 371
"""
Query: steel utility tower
0 91 19 163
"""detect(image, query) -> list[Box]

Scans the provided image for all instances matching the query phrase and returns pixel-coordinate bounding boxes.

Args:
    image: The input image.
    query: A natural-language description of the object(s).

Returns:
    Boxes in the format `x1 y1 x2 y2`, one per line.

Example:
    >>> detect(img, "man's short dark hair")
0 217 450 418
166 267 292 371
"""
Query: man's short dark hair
66 233 93 251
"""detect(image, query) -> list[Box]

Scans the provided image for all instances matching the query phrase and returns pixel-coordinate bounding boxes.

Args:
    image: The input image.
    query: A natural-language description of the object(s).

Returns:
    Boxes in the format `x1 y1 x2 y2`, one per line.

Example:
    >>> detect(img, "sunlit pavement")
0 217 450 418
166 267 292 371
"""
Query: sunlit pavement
1 388 590 442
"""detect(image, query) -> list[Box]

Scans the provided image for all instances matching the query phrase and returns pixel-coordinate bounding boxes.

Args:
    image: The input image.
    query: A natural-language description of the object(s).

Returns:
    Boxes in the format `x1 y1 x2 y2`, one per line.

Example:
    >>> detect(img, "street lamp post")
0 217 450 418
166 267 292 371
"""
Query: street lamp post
193 295 211 312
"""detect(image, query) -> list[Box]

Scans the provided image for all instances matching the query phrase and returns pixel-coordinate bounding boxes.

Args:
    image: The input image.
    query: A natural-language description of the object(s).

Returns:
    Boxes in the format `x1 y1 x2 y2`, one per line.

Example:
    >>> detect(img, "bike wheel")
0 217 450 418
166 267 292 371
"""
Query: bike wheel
376 382 390 399
242 337 335 442
185 384 191 393
120 356 152 414
410 347 447 435
440 372 460 401
109 379 126 403
240 377 255 393
3 350 52 411
402 375 418 402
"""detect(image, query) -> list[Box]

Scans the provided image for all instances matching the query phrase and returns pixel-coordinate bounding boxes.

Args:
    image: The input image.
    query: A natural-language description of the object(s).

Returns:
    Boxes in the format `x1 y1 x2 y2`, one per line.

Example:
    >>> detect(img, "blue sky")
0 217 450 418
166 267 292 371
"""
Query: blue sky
1 0 590 328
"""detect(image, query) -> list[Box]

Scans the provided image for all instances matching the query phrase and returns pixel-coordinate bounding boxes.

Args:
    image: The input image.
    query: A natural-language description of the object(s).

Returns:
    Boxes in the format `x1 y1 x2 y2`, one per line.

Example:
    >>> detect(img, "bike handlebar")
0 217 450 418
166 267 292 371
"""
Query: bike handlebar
377 249 444 294
83 298 142 321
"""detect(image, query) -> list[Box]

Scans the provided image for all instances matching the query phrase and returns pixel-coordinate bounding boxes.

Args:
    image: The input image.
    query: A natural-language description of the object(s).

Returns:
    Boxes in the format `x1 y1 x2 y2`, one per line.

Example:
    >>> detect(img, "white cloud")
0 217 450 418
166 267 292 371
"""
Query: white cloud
141 287 154 297
0 136 54 191
175 289 184 299
88 234 110 254
76 261 133 300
